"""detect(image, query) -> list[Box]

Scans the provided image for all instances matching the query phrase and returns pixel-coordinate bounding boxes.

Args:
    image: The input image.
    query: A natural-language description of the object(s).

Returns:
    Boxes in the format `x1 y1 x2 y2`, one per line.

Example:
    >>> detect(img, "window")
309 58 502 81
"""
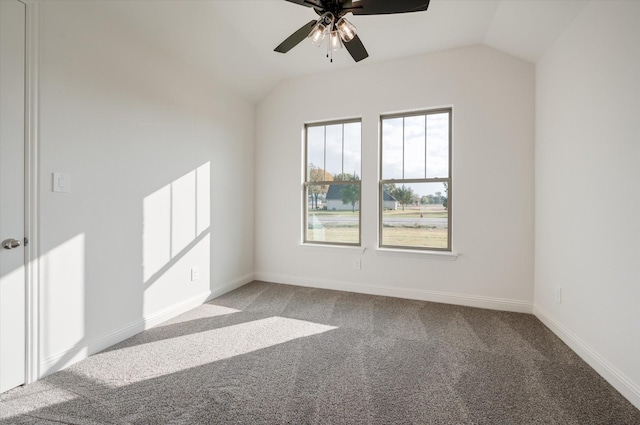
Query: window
304 119 361 246
380 109 452 250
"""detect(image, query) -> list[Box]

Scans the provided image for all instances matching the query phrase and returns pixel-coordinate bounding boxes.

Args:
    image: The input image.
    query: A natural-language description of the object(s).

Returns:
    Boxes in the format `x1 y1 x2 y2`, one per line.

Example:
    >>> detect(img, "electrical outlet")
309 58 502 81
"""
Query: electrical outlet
554 286 562 304
191 267 200 281
353 259 361 270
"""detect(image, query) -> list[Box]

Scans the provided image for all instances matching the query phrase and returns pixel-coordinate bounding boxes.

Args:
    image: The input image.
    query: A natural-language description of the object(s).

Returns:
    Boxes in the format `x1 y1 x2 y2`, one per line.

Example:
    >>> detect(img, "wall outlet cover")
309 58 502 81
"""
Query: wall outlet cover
191 267 200 281
554 286 563 303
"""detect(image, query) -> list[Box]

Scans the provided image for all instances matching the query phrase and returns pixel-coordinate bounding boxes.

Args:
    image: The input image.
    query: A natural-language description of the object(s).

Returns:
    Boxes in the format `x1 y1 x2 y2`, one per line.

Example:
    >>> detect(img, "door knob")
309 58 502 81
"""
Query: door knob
2 238 22 249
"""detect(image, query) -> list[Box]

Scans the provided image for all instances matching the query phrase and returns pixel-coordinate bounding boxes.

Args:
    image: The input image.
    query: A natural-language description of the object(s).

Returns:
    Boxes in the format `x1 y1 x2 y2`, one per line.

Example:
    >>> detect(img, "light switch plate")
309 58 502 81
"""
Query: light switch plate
53 172 71 193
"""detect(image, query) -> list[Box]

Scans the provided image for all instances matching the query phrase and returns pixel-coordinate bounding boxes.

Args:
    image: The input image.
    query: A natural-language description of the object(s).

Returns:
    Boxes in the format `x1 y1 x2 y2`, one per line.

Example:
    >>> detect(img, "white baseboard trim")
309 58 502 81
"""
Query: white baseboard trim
254 272 532 314
40 273 254 377
534 304 640 410
205 273 255 303
141 291 213 331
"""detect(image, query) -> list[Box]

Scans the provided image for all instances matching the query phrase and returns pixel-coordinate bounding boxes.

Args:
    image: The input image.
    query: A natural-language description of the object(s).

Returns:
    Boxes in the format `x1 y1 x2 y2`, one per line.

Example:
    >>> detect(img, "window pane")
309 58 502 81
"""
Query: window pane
382 118 403 179
307 126 325 180
381 182 449 249
343 122 361 179
404 115 426 179
307 184 360 244
325 124 343 178
426 113 449 178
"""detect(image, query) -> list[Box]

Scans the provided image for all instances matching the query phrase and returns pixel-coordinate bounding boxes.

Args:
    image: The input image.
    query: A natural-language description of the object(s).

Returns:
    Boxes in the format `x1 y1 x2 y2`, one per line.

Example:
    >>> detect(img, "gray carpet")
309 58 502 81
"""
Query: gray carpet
2 281 639 424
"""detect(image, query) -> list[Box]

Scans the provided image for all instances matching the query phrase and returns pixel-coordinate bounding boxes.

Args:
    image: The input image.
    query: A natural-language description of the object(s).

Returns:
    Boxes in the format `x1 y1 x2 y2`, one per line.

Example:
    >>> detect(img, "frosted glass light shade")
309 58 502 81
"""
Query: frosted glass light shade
309 22 328 46
336 17 356 42
330 30 343 50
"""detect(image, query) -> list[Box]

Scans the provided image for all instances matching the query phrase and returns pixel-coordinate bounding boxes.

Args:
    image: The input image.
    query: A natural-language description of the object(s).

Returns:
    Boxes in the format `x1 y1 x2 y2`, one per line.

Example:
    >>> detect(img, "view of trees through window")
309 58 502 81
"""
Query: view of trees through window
303 110 451 250
305 120 361 245
380 110 452 250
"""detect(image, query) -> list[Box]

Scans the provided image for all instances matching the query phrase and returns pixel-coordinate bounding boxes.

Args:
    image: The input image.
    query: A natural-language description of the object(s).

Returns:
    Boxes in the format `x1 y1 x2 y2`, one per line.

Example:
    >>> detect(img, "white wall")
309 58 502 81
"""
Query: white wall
38 1 254 375
255 45 535 312
535 0 640 408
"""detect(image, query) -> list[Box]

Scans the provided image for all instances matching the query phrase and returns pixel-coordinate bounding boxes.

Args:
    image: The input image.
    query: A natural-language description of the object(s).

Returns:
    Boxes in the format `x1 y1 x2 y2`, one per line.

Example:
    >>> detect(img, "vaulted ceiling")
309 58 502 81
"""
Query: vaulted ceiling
98 0 590 102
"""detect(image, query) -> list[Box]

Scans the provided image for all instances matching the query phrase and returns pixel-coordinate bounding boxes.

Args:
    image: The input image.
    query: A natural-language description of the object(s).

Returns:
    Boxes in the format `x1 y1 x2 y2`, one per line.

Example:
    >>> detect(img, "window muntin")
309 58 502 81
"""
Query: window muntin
380 109 452 251
304 119 361 246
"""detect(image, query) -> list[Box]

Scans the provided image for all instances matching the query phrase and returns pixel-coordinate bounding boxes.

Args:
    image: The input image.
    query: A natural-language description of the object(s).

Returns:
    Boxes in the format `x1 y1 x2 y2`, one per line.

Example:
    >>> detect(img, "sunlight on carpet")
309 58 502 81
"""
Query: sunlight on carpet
80 316 337 387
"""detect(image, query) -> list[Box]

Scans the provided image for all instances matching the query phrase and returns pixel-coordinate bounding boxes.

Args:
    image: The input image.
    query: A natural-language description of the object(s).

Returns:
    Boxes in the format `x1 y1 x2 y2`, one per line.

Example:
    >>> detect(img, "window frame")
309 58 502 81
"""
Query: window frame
378 108 453 252
303 118 362 247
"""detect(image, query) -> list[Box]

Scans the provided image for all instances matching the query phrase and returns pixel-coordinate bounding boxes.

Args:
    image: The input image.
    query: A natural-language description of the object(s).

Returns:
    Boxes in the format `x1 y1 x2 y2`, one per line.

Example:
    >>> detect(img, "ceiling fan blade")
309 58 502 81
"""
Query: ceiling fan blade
284 0 322 9
347 0 430 15
344 34 369 62
274 20 317 54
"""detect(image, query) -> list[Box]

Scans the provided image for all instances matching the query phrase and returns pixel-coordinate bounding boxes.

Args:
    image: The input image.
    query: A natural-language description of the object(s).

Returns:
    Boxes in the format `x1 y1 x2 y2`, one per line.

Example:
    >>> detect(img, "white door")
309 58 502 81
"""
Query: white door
0 0 27 393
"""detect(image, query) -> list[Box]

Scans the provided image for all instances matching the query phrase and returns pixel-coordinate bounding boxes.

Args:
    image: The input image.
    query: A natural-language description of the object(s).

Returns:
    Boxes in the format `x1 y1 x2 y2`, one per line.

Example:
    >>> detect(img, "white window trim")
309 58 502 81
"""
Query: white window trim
379 108 453 252
303 119 362 247
375 247 458 260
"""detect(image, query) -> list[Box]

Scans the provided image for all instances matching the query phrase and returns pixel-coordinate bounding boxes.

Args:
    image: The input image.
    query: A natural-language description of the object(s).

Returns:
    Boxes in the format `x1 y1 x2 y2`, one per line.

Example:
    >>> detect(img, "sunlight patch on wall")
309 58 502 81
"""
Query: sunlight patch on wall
171 170 196 256
142 162 210 283
196 162 210 235
41 233 86 363
142 185 171 282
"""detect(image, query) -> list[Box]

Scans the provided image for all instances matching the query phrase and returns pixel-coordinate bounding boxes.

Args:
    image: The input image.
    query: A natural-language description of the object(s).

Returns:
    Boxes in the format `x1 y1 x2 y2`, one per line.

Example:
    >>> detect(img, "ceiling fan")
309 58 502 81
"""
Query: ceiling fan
274 0 431 63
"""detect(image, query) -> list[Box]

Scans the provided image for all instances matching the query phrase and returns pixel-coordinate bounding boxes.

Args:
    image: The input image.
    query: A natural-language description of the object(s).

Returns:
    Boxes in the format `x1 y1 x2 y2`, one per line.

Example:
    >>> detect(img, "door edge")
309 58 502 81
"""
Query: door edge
22 0 40 385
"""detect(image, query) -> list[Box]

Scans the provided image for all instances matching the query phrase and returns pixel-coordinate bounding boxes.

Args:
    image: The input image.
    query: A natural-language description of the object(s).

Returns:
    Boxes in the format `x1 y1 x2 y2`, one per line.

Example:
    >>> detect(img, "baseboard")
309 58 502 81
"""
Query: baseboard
40 273 254 378
254 272 532 314
534 304 640 410
205 273 255 303
137 273 254 330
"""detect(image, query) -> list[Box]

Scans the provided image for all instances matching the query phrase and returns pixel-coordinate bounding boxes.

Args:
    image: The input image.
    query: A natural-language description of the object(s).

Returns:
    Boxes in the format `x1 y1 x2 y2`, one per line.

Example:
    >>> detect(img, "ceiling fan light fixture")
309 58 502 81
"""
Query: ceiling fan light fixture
276 0 432 62
330 30 343 50
308 21 328 46
336 17 356 43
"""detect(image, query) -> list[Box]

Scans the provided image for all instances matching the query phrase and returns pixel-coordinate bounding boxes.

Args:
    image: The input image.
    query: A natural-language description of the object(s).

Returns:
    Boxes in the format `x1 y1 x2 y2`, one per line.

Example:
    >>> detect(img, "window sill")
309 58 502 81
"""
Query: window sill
299 243 366 254
375 248 458 261
298 244 458 260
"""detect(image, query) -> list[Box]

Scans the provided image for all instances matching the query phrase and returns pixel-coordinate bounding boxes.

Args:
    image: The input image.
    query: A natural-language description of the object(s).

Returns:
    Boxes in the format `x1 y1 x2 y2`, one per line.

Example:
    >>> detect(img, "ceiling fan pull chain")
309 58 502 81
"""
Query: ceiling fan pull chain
326 29 330 59
329 23 333 63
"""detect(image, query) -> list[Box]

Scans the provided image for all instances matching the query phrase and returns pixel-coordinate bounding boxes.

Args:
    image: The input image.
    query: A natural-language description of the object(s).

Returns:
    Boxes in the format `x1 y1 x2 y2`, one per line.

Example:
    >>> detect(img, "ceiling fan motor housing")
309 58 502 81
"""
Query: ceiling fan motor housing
313 0 350 19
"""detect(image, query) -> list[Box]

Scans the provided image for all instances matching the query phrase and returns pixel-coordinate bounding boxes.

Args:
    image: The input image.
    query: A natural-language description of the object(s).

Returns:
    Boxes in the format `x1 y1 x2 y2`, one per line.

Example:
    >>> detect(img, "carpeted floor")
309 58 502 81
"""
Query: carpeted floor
1 281 639 424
